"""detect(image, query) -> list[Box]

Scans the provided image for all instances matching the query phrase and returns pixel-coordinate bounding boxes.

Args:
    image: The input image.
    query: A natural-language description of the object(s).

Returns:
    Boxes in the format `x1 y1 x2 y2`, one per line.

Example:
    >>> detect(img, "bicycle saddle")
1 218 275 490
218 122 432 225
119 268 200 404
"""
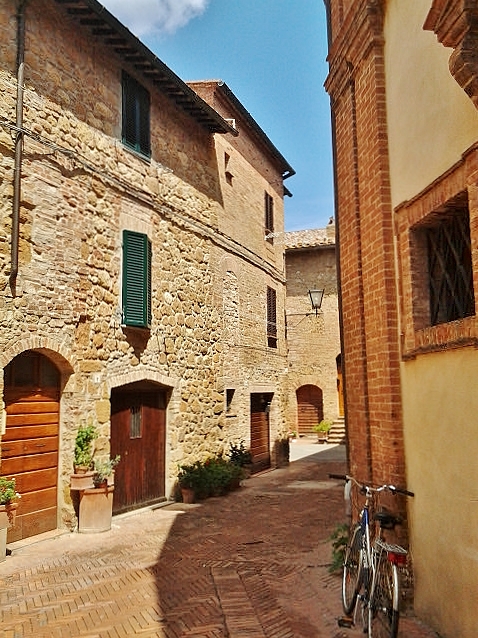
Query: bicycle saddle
374 509 402 529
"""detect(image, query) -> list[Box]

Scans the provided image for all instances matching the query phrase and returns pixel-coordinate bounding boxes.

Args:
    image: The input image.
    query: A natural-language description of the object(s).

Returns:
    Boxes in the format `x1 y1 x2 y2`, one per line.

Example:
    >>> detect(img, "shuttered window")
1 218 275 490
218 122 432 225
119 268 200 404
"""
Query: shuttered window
122 230 152 328
265 192 274 242
122 72 151 157
266 286 277 348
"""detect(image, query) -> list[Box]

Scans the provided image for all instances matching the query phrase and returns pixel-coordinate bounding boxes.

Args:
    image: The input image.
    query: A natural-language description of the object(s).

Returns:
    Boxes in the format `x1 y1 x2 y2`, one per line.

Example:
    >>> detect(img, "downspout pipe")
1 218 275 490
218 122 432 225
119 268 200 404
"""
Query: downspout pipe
10 0 27 289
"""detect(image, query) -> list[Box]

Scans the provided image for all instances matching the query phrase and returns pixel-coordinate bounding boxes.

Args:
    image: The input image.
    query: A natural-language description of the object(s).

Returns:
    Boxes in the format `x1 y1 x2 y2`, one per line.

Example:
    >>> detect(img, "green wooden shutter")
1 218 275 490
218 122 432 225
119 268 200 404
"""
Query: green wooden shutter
122 72 151 157
122 230 151 328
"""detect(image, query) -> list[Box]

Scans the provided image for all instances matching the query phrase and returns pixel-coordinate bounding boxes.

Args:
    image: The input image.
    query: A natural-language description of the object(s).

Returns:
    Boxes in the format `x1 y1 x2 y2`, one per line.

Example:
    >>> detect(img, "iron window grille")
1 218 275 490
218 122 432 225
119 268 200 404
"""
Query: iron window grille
122 71 151 157
122 230 152 328
267 286 278 348
425 201 475 326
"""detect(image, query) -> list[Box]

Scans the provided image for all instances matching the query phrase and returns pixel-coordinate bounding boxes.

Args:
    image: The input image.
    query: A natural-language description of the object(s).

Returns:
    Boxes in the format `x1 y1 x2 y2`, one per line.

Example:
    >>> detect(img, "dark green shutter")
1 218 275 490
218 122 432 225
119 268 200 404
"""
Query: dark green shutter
122 230 151 328
122 72 151 157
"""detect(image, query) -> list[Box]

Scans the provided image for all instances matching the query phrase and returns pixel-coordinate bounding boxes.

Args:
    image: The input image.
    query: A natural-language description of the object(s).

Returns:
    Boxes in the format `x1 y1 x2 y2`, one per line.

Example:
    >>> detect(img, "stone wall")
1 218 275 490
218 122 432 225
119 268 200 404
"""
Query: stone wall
284 227 340 432
0 0 289 529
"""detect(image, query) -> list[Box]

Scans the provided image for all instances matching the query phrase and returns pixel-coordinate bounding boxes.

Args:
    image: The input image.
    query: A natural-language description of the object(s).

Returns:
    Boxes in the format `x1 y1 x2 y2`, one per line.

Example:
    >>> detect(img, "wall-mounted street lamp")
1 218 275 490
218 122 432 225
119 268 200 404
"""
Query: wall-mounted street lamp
308 289 325 315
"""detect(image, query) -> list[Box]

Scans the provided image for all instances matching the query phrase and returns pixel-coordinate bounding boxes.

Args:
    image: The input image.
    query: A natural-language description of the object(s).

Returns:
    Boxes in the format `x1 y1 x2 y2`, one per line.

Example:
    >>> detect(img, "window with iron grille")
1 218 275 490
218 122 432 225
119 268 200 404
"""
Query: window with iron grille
122 71 151 157
422 195 475 326
267 286 277 348
122 230 152 328
265 192 274 242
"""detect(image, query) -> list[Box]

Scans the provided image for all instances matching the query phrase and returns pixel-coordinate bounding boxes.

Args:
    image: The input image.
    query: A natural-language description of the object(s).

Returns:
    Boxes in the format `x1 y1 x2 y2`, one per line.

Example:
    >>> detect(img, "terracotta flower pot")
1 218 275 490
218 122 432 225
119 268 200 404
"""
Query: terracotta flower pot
0 502 18 529
180 487 195 504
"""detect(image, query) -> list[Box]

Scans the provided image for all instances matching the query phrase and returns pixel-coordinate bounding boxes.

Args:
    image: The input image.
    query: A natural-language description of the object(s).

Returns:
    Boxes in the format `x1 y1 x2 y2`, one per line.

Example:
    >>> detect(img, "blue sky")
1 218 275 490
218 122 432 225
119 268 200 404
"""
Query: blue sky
102 0 333 232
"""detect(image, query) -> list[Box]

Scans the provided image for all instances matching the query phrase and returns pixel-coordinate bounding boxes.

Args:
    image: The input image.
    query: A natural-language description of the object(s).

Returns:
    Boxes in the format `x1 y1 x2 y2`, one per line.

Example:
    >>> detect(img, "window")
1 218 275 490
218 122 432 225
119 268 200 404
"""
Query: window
266 286 277 348
421 195 474 326
265 192 274 242
122 71 151 157
122 230 152 328
130 405 142 438
226 388 235 414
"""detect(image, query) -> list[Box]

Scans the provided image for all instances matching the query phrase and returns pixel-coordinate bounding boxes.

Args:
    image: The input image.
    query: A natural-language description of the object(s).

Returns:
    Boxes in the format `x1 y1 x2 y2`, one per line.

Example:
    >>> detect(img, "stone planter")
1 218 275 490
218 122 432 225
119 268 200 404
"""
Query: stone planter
78 485 114 533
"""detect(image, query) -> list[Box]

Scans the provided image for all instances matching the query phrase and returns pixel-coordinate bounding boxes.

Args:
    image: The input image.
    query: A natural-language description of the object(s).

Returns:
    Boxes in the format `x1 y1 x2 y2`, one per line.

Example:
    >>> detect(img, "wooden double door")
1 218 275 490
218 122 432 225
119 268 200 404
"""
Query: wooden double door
110 384 166 514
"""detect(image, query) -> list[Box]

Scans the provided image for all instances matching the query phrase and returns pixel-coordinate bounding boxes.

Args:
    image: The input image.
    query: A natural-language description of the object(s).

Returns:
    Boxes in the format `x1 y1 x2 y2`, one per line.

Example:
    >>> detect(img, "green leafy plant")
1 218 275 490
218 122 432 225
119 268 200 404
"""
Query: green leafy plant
227 441 252 467
178 455 246 501
0 477 21 505
328 522 349 573
92 455 120 487
74 423 98 469
313 420 333 434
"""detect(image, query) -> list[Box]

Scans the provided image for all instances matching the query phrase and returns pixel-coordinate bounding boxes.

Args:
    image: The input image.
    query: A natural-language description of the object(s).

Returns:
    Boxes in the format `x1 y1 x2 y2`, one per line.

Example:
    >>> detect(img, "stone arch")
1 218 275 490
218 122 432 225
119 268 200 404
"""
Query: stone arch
296 384 324 436
0 337 74 398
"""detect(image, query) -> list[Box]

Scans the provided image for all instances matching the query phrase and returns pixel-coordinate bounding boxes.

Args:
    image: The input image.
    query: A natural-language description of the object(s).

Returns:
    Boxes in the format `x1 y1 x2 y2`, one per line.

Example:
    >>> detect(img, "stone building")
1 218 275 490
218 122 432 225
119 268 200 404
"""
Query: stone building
284 224 342 436
325 0 478 635
0 0 293 542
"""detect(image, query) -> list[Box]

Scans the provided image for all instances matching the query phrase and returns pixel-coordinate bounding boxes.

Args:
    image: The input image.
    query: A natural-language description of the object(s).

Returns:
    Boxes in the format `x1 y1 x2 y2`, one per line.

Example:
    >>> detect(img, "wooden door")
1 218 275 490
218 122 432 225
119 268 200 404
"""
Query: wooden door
3 352 60 541
250 393 272 472
110 386 166 514
296 385 323 435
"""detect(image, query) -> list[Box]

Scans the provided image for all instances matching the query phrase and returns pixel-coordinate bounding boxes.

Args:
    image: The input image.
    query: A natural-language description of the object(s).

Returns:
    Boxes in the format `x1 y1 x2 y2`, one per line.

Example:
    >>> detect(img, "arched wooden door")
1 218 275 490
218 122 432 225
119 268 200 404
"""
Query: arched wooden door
3 352 60 542
110 383 166 514
296 385 323 436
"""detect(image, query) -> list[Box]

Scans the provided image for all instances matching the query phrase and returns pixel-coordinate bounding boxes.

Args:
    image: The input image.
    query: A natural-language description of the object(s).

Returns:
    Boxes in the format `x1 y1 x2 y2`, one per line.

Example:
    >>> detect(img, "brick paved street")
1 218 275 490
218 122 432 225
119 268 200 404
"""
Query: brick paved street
0 442 438 637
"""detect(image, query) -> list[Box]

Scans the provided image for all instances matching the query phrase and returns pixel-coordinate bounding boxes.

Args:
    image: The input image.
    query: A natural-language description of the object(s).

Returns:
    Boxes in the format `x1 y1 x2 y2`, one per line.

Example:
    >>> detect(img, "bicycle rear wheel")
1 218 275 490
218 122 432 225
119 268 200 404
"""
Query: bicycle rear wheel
342 524 363 615
368 555 399 638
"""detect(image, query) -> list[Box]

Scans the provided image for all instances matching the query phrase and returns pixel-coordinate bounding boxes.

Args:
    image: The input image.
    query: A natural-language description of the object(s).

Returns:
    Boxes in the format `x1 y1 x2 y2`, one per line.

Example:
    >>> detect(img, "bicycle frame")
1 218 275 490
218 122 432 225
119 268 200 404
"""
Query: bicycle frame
330 473 414 638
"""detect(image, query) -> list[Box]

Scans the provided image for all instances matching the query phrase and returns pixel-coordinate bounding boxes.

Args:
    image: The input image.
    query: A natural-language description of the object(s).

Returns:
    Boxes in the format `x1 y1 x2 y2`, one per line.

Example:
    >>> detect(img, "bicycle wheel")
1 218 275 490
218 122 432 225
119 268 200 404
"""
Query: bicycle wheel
342 524 363 615
368 554 399 638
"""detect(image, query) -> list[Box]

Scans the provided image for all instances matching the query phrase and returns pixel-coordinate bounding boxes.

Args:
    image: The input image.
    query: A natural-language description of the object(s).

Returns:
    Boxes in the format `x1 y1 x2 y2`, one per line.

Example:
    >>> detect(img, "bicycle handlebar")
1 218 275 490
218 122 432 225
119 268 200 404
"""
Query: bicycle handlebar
328 473 414 497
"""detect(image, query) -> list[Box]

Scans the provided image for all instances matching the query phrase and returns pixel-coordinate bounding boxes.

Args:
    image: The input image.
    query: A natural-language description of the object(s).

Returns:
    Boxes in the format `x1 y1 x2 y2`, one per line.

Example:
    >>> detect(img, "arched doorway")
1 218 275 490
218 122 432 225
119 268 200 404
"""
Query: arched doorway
110 382 167 514
296 384 323 436
3 352 61 541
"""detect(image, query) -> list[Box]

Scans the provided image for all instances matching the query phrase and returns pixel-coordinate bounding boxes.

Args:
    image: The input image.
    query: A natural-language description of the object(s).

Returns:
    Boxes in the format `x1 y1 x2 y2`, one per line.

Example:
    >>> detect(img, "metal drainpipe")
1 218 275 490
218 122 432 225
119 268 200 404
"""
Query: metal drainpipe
10 0 27 289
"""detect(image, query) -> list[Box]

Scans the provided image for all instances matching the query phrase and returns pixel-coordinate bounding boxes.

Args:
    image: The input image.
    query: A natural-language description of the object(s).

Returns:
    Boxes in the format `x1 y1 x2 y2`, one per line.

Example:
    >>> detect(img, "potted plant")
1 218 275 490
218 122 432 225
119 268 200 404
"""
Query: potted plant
313 420 333 443
227 441 253 477
73 423 98 472
92 455 121 488
177 461 203 503
78 456 120 534
288 430 298 442
0 477 21 561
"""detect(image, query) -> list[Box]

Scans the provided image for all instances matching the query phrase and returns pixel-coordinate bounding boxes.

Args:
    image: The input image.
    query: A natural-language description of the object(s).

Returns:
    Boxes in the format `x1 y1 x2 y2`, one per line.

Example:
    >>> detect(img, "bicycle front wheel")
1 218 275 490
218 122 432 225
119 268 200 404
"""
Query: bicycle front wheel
368 555 399 638
342 524 363 615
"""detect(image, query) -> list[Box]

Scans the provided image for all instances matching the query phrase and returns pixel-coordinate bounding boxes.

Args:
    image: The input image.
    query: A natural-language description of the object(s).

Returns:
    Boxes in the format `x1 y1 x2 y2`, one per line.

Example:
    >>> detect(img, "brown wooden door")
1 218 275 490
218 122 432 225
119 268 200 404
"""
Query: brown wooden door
250 393 272 472
111 387 166 514
3 352 60 542
296 385 323 435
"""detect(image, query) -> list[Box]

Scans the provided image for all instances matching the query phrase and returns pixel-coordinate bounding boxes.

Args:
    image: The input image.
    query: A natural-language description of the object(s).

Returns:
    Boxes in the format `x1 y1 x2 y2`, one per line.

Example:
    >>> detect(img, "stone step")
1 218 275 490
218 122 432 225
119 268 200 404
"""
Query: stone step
327 418 346 444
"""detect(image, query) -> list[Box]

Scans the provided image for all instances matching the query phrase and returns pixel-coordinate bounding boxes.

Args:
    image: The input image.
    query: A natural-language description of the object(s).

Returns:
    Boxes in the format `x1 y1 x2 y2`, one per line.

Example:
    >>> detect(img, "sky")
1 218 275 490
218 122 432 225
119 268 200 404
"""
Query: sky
101 0 334 232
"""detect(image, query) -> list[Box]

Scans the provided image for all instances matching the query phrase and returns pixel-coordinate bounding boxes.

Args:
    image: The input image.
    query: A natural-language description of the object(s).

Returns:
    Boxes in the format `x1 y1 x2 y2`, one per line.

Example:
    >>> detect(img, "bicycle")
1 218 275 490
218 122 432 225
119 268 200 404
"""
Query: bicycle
329 473 414 638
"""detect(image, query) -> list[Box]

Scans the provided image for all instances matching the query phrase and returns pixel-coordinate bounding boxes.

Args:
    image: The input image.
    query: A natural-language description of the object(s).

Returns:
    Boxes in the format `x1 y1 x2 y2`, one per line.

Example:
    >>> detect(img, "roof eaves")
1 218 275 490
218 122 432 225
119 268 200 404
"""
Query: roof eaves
53 0 237 136
193 80 295 180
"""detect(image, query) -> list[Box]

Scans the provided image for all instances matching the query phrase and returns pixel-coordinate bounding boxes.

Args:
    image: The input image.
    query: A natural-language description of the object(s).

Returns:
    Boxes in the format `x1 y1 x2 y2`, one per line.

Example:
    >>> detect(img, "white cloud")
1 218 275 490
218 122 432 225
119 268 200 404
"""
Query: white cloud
101 0 209 37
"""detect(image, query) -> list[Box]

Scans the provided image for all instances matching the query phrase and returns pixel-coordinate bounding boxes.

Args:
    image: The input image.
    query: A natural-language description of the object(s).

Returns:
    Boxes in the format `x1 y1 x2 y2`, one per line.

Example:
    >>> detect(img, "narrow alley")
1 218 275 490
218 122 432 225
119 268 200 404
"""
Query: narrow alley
0 441 437 638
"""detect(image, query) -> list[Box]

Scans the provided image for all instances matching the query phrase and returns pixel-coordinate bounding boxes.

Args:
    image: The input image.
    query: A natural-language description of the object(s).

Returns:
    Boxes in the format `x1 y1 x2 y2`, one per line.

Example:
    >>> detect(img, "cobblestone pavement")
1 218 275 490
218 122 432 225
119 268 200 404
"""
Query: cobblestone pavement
0 441 439 638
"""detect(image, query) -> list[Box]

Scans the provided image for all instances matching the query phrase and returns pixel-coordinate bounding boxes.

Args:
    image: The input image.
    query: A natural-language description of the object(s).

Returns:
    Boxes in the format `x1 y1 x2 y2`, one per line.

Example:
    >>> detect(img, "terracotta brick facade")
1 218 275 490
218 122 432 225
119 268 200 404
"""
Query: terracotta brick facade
325 0 405 491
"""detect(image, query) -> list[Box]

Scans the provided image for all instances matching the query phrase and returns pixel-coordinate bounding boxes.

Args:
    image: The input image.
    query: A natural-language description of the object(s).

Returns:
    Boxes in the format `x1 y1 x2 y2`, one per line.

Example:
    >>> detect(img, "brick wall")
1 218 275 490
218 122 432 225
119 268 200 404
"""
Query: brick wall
325 0 406 493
